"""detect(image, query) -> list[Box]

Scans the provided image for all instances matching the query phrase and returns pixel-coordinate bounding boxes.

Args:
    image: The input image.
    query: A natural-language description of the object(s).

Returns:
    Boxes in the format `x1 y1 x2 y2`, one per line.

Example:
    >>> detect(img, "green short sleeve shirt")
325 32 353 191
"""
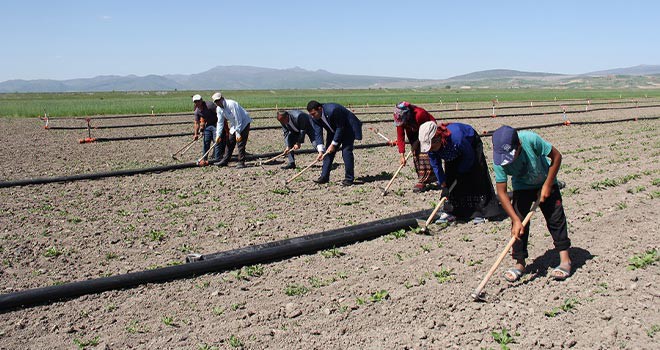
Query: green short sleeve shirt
493 131 556 190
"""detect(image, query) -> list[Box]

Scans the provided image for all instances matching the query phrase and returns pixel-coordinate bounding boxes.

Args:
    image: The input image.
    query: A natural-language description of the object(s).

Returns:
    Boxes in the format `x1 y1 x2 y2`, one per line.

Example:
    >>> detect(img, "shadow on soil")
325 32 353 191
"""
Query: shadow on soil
356 171 393 184
521 247 595 284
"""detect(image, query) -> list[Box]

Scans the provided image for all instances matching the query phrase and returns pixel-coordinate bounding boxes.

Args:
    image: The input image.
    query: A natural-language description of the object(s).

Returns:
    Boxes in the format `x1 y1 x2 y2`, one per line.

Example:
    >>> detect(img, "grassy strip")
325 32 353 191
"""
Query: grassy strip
1 88 658 117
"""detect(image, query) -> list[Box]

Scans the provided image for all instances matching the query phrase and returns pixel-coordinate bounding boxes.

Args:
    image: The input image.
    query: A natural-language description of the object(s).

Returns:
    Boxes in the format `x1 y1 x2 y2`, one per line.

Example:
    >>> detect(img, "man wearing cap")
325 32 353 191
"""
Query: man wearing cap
491 125 572 283
212 92 253 169
192 94 224 161
276 110 321 169
418 121 503 223
306 100 363 186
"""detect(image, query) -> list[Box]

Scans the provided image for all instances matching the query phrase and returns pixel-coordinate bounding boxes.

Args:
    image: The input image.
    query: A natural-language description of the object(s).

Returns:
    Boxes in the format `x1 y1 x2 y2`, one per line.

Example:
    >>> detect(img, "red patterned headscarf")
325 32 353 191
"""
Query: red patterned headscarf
431 123 452 148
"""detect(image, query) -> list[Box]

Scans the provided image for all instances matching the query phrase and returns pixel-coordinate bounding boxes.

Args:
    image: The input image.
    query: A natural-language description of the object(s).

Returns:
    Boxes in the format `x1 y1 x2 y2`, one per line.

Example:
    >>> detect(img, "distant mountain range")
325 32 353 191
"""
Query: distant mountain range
1 64 659 92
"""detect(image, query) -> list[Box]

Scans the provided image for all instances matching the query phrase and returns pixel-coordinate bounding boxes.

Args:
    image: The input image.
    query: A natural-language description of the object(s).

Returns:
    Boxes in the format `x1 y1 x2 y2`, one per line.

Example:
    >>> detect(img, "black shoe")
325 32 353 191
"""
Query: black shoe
341 180 353 187
236 162 246 169
313 176 329 184
281 163 296 170
216 160 228 167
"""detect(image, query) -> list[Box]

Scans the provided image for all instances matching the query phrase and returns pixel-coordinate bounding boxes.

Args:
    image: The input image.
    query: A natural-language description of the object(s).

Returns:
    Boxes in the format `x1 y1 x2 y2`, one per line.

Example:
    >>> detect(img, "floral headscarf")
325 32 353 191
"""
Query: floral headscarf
393 101 413 127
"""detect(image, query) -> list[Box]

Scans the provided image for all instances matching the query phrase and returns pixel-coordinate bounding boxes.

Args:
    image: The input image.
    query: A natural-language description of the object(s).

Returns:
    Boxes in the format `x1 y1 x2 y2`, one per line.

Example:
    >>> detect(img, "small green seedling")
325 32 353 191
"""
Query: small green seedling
126 320 146 334
271 188 291 195
647 324 660 338
162 316 176 327
148 229 166 242
386 229 407 240
369 290 389 302
230 302 246 311
467 259 483 266
628 249 658 270
491 328 518 350
284 284 309 296
320 247 345 258
73 336 100 349
433 267 454 284
44 247 63 257
228 335 242 348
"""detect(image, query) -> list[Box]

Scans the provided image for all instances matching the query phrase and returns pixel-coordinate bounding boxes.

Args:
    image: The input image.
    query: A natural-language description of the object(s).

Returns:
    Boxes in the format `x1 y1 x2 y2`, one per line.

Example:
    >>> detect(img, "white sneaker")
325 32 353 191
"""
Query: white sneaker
472 217 486 224
435 212 456 224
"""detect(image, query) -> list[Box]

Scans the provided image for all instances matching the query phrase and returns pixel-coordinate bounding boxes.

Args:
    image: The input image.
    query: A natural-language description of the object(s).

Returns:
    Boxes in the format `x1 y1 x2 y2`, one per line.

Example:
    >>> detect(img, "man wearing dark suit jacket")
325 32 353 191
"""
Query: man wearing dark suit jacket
277 110 320 169
306 100 363 186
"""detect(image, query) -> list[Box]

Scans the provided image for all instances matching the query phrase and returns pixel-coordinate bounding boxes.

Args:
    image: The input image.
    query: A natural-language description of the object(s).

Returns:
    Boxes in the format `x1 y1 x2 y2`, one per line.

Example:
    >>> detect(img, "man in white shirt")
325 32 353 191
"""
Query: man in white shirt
213 92 253 168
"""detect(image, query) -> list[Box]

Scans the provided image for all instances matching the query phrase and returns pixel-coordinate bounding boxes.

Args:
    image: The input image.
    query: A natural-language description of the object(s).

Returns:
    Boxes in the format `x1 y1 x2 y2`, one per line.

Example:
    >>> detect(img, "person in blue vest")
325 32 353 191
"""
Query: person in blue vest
276 110 320 169
306 101 363 186
418 121 504 224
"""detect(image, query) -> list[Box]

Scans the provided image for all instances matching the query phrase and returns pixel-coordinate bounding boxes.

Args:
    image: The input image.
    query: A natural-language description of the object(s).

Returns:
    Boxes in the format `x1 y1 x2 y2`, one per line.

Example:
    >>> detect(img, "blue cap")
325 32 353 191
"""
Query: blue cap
492 126 520 166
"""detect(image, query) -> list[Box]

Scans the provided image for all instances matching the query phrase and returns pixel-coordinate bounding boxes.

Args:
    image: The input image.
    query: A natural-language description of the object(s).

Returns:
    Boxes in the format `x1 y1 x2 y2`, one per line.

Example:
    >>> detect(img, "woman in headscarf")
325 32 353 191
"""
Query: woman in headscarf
392 102 437 192
418 121 504 223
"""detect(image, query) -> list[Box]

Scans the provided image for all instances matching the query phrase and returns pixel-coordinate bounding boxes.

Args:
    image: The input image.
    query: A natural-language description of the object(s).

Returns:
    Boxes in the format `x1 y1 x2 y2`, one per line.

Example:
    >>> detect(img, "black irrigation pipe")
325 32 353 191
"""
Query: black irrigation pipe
47 103 660 137
0 142 389 189
479 116 660 137
245 99 660 119
89 132 191 142
259 104 660 129
72 104 660 143
40 98 659 122
45 120 190 130
45 112 191 121
0 209 428 312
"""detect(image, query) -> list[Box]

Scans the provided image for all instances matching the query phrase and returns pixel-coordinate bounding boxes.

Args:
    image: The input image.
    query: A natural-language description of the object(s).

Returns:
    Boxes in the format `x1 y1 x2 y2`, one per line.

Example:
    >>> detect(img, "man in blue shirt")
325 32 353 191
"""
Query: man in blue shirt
492 125 572 282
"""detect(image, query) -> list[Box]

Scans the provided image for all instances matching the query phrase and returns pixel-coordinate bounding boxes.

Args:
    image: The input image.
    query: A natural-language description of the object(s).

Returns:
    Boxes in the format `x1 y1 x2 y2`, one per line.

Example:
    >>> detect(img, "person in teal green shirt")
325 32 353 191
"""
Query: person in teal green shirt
492 126 572 282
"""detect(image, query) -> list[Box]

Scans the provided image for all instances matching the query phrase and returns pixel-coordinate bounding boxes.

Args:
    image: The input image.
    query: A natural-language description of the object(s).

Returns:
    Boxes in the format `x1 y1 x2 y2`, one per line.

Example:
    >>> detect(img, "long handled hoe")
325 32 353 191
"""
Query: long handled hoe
368 127 393 143
284 150 330 186
381 150 413 196
172 138 198 160
470 193 542 302
197 141 218 166
415 180 457 233
259 149 289 166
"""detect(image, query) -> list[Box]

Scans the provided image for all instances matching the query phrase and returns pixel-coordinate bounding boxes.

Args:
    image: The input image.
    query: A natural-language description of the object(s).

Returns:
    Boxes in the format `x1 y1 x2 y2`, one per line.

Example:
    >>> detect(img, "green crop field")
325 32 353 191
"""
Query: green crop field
0 88 658 118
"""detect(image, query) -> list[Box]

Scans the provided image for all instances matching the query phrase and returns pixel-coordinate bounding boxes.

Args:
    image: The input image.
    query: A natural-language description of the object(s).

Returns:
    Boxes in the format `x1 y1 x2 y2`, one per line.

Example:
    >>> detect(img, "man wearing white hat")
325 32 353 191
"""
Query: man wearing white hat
192 94 224 161
212 92 253 168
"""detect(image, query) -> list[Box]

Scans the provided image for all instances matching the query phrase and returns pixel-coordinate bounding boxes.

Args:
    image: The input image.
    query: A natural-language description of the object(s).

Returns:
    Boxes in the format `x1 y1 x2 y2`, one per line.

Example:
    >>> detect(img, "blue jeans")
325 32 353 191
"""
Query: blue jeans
321 136 355 182
202 125 221 160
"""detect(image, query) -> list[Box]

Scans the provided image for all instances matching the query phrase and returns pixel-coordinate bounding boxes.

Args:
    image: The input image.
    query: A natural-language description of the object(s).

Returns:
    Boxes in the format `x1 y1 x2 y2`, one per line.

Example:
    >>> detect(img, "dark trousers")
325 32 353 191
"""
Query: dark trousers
511 184 571 260
321 135 355 182
202 125 222 161
221 123 250 164
285 136 297 164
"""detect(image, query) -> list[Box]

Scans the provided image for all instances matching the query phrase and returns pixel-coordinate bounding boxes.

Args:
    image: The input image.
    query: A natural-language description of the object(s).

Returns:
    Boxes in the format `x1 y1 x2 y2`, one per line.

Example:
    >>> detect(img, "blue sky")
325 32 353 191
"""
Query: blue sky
0 0 658 81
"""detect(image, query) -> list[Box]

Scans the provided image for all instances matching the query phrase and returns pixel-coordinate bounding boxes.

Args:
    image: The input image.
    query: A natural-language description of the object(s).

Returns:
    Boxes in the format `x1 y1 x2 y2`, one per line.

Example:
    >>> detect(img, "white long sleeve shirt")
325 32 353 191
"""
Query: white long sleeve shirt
215 99 253 139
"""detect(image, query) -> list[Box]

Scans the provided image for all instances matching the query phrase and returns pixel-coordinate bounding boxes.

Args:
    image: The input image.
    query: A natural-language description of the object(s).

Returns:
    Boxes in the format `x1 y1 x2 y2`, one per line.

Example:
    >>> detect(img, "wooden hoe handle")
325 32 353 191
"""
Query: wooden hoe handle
471 195 541 299
286 157 320 184
381 150 413 195
423 180 457 226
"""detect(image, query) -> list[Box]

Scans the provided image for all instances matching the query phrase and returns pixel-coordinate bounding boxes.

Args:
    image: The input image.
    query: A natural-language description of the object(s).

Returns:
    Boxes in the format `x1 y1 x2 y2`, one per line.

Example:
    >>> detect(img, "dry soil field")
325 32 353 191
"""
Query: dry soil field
0 101 659 349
